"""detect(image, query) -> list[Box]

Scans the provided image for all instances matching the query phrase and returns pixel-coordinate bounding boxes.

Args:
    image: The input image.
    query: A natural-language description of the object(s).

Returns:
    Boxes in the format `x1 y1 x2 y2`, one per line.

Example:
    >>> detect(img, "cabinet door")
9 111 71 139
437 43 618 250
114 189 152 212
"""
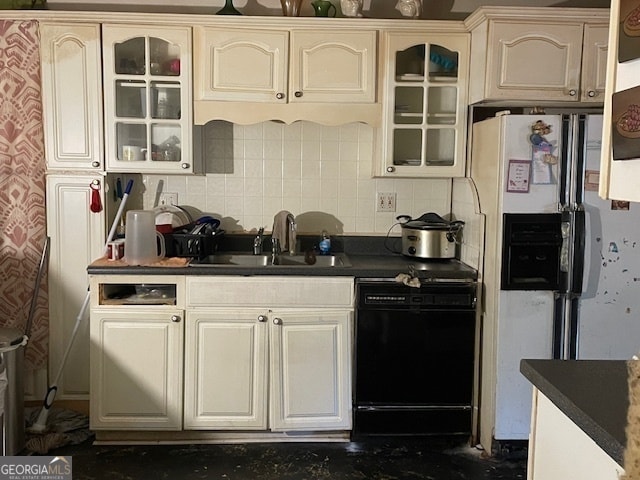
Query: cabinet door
581 23 608 103
46 175 105 399
379 32 469 178
184 310 268 430
485 21 584 102
40 23 103 171
269 310 352 431
289 31 377 104
102 25 193 173
90 308 184 430
194 27 288 103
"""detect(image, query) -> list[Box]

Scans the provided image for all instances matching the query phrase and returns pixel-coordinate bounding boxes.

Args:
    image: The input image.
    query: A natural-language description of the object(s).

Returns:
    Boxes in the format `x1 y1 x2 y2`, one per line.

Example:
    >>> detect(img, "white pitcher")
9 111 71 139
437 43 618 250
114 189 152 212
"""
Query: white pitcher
123 210 165 265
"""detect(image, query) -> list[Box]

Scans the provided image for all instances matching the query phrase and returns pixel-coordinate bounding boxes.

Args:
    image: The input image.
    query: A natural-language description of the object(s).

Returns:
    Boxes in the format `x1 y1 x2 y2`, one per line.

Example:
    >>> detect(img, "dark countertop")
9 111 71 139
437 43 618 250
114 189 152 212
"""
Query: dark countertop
87 253 477 280
88 235 478 281
520 359 629 466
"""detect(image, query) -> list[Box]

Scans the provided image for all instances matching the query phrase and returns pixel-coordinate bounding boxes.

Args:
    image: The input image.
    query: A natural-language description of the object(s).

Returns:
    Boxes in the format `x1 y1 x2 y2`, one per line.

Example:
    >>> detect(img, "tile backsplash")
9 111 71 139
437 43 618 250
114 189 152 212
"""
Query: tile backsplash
142 121 452 235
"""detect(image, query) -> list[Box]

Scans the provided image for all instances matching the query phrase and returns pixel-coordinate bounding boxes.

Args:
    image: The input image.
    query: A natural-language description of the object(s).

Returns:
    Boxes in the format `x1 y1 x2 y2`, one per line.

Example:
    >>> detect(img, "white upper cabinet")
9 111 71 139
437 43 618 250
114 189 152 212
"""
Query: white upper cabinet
376 31 469 178
102 25 193 173
195 28 289 103
40 23 104 171
465 7 609 105
582 23 609 103
290 31 377 104
193 26 379 125
599 0 640 202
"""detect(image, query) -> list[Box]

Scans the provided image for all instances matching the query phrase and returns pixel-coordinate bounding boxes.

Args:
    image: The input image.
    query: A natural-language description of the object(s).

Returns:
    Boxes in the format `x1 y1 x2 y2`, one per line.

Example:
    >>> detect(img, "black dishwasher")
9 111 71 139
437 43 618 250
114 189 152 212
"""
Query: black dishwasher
353 278 477 436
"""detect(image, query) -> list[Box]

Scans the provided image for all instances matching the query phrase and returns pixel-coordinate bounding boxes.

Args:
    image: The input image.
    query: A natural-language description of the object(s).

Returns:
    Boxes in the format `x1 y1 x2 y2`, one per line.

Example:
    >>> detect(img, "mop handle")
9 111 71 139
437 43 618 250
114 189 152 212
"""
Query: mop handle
103 179 134 254
31 179 134 432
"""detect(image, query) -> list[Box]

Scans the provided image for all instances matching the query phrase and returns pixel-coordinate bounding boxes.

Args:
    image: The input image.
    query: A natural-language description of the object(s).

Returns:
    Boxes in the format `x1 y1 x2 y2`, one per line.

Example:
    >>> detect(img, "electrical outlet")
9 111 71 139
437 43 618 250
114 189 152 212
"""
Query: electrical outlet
376 192 396 212
159 192 178 206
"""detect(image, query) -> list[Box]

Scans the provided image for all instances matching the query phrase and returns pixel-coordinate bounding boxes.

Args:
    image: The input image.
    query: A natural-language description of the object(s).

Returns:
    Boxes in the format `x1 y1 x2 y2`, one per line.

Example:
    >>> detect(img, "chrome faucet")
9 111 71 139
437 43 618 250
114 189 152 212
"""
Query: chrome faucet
271 237 281 264
253 227 264 255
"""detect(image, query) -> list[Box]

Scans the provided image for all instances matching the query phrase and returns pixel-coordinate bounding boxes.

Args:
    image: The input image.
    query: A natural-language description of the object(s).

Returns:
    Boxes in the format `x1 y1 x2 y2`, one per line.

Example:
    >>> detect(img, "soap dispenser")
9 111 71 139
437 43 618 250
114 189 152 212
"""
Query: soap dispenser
319 230 331 255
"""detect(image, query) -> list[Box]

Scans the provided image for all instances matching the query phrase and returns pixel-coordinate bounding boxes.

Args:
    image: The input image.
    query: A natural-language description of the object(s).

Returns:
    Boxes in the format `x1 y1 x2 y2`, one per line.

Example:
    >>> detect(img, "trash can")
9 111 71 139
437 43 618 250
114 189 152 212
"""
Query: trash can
0 327 26 456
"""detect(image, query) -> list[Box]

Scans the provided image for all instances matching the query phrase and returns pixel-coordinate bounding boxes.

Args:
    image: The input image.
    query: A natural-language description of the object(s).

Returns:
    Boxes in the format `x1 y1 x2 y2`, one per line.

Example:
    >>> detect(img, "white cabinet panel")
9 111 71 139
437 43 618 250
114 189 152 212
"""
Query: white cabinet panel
40 23 103 171
270 310 352 431
90 308 184 430
184 310 268 430
528 391 624 480
196 28 288 102
46 175 105 398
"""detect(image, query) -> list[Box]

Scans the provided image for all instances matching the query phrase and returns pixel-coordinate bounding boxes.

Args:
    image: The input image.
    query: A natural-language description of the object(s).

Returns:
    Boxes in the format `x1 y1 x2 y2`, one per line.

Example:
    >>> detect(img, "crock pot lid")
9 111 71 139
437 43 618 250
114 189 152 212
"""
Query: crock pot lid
404 212 453 229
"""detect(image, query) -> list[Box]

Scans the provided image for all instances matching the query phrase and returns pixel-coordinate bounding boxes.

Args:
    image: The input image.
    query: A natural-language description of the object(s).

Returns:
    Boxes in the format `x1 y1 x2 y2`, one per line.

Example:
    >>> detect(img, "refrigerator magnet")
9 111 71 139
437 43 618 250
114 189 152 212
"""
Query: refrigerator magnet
507 159 531 193
531 144 555 184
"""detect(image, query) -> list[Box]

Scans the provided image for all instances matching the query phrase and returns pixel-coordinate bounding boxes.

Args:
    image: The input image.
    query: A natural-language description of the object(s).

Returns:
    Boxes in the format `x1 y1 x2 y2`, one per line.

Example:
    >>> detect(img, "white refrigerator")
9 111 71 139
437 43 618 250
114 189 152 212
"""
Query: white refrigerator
470 112 640 443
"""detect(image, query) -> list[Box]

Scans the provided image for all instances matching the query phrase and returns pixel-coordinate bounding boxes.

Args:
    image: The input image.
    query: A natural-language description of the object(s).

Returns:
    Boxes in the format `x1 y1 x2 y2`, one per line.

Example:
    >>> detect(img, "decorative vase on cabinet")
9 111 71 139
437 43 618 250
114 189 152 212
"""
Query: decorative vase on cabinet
280 0 303 16
217 0 241 15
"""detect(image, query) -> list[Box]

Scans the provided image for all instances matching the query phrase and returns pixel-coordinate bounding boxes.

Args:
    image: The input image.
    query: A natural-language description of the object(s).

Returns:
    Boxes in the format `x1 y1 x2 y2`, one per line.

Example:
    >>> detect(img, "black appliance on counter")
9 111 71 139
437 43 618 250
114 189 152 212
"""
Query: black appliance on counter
353 278 477 436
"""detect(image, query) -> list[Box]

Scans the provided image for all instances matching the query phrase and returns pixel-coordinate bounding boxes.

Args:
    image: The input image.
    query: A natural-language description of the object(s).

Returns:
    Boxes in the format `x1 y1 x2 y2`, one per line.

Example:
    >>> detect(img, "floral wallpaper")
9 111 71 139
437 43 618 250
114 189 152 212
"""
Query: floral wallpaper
0 20 48 370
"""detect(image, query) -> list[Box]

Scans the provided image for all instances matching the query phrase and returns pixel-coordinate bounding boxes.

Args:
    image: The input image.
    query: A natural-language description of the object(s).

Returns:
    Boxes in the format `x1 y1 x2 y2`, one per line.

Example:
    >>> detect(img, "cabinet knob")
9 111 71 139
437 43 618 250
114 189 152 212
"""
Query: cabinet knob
587 90 596 98
181 163 190 169
258 315 267 322
91 161 101 168
171 315 181 323
273 317 282 325
294 91 303 98
568 89 577 97
276 92 285 100
386 166 396 173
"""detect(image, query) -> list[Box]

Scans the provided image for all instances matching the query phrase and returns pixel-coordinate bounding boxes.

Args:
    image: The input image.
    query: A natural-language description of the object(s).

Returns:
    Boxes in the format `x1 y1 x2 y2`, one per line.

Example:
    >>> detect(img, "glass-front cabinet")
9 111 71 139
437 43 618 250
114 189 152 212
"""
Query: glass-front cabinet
378 32 469 177
102 25 192 173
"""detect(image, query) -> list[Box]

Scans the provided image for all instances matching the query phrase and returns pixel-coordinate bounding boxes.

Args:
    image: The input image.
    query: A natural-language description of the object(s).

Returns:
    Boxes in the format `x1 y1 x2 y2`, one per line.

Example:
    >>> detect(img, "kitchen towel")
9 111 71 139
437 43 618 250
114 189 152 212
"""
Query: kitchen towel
272 210 296 254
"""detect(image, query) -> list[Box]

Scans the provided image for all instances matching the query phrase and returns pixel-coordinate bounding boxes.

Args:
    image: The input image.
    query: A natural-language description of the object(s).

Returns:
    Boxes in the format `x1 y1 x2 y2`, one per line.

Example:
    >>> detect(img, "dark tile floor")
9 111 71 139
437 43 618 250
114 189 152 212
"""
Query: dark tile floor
46 436 527 480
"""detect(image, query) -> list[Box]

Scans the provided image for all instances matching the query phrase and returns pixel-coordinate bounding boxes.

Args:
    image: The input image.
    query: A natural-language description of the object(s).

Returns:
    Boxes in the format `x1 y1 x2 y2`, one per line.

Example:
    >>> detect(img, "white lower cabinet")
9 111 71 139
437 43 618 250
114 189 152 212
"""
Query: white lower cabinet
184 276 354 432
90 275 354 435
90 307 185 430
183 310 269 430
89 275 186 431
527 390 624 480
184 307 352 431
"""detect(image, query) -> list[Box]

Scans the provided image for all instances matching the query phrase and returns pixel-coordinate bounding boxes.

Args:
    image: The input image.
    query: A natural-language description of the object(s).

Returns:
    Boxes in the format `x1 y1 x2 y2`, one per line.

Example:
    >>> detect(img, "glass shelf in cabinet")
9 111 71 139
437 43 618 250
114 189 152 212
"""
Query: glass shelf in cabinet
395 74 425 82
426 113 456 125
394 114 424 125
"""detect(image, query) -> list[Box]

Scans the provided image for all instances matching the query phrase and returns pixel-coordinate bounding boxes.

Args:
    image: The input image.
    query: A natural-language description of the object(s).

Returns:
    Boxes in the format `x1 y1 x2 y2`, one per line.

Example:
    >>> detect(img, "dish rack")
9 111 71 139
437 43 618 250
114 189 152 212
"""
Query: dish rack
163 230 224 259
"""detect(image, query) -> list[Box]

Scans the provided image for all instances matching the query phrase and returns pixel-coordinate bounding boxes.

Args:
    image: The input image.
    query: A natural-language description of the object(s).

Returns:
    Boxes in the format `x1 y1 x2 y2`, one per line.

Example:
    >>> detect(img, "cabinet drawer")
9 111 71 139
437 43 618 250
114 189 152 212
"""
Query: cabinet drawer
187 276 354 308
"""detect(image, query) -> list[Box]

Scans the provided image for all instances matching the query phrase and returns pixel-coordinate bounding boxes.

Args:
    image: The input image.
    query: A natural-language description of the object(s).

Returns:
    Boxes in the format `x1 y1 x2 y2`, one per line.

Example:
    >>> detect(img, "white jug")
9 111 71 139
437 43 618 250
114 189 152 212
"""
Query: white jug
123 210 165 265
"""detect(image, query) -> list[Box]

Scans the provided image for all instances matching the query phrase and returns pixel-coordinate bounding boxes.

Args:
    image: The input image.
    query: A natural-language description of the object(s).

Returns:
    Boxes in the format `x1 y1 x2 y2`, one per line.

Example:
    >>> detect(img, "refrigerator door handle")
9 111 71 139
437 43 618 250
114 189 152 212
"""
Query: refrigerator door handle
560 220 571 273
570 209 586 295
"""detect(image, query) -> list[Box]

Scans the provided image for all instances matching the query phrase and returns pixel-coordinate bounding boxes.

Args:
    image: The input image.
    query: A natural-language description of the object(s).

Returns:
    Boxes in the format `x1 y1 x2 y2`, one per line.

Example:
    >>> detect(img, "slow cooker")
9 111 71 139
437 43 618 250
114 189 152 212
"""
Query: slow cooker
398 213 464 259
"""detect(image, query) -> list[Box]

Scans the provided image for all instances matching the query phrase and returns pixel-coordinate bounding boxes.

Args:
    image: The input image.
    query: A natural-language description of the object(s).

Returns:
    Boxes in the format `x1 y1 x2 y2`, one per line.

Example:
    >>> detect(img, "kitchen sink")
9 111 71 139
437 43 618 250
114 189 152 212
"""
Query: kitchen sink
190 253 351 267
274 254 351 267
